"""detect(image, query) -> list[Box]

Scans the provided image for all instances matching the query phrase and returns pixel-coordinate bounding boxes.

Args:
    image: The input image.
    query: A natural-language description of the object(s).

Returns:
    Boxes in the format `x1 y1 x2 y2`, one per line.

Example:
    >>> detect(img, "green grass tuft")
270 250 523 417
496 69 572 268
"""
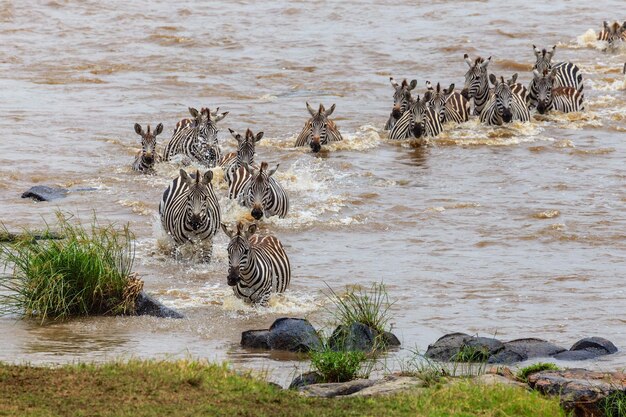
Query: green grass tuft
516 362 560 382
0 211 139 322
310 348 367 383
601 390 626 417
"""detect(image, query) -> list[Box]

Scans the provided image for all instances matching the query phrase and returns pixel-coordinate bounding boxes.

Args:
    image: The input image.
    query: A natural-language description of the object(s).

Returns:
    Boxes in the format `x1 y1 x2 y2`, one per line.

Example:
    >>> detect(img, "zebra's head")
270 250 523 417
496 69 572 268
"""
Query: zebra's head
228 128 264 167
244 161 279 220
305 102 337 153
533 69 558 114
222 221 257 287
134 123 163 167
190 107 228 167
408 94 431 138
489 74 516 123
602 21 626 50
179 168 216 232
390 77 417 119
532 45 556 73
462 54 491 101
425 81 455 123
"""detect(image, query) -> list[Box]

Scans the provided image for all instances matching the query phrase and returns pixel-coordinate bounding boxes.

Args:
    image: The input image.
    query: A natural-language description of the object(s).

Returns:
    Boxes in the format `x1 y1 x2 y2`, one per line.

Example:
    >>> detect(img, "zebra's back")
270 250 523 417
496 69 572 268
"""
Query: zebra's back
444 92 470 123
551 87 585 113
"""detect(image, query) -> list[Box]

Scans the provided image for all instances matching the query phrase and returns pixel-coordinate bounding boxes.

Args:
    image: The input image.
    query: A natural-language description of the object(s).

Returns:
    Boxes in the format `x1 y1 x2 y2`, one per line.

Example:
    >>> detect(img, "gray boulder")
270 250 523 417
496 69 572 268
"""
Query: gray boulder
329 323 401 351
266 318 322 352
241 330 270 349
289 371 324 389
488 338 565 364
135 291 184 319
553 337 617 361
22 186 68 201
425 333 503 362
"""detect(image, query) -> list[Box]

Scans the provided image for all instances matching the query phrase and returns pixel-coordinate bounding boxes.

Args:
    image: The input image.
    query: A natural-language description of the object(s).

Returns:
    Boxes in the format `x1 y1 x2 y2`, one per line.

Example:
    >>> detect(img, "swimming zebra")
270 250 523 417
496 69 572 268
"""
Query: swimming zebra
528 45 583 109
132 123 163 172
532 69 584 114
162 107 228 167
295 103 343 153
384 77 417 130
219 128 264 185
222 222 291 306
389 93 443 141
425 81 470 124
597 21 626 50
461 54 492 116
159 169 221 261
229 162 289 220
480 74 531 125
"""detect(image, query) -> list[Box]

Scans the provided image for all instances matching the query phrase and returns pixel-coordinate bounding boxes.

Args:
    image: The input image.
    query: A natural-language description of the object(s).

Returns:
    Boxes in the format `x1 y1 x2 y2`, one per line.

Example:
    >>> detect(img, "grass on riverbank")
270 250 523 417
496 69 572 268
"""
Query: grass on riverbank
0 360 567 417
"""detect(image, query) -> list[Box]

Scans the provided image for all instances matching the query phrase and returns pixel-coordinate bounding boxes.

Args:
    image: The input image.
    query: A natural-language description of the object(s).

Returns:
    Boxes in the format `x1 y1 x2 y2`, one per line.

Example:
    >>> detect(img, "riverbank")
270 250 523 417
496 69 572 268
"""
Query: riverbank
0 359 565 417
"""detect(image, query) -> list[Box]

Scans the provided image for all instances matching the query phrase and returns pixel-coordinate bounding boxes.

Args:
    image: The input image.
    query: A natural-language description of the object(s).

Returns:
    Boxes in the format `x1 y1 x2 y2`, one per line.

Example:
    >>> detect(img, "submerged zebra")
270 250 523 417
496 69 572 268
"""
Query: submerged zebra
461 54 492 116
425 81 470 124
597 21 626 51
384 77 417 130
480 74 531 126
229 161 289 220
222 222 291 306
162 107 228 167
132 123 163 173
295 103 343 153
159 169 221 262
389 93 442 142
528 45 583 109
532 69 584 114
219 128 264 184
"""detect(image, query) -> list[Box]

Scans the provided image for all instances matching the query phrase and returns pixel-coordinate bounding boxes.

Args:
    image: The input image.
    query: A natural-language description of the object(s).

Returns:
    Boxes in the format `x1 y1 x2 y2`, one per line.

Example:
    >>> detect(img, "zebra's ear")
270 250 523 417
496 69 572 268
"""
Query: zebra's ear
203 170 213 184
247 223 258 236
509 73 518 85
267 164 279 177
306 102 316 117
229 128 242 141
409 79 417 90
532 69 541 79
389 77 399 88
221 222 233 238
255 132 264 142
188 107 199 118
533 44 540 56
603 21 609 31
214 112 229 123
155 123 163 136
446 83 455 94
179 169 193 185
464 53 472 67
134 123 142 135
324 104 336 117
425 80 433 91
548 45 556 59
488 74 497 86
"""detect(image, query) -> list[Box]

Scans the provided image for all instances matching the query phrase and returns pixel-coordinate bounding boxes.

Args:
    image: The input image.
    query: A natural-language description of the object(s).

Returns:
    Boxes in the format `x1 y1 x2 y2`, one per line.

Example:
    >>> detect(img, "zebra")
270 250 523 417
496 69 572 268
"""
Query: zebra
480 74 531 126
597 21 626 50
219 128 264 185
384 77 417 130
221 222 291 306
295 102 343 153
528 45 583 109
132 123 163 172
425 81 470 124
461 54 492 116
389 93 443 141
162 107 228 167
229 162 289 220
532 69 584 114
159 168 221 261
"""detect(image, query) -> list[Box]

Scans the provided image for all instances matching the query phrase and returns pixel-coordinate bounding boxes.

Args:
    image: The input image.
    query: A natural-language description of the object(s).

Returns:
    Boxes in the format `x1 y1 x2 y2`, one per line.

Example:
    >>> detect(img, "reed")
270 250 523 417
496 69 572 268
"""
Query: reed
516 362 560 382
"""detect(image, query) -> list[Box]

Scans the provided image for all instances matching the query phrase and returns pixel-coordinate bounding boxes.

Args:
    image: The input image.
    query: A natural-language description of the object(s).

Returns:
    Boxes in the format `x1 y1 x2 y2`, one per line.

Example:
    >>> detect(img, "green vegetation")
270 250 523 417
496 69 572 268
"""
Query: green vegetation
0 360 568 417
516 362 560 382
310 347 367 383
0 211 140 322
601 390 626 417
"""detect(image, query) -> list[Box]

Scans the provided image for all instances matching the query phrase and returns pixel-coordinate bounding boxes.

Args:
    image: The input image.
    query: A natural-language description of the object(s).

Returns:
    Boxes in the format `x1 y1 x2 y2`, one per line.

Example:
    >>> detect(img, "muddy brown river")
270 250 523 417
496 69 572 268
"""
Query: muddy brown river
0 1 624 386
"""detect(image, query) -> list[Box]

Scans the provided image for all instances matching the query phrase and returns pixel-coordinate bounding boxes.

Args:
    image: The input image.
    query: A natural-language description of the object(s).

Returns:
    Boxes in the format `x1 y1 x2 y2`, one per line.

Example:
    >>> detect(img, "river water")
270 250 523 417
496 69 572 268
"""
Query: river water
0 0 624 385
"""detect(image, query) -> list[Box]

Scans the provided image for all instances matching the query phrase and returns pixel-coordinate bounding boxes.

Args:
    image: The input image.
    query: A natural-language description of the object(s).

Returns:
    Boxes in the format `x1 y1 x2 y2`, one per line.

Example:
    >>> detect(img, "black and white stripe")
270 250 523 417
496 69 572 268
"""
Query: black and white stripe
389 93 443 140
222 222 291 306
162 107 228 168
598 21 626 51
532 69 584 114
425 81 470 124
480 74 531 125
528 45 583 109
229 161 289 221
384 77 417 130
295 102 343 153
159 169 221 261
461 54 492 116
132 123 163 173
219 128 264 185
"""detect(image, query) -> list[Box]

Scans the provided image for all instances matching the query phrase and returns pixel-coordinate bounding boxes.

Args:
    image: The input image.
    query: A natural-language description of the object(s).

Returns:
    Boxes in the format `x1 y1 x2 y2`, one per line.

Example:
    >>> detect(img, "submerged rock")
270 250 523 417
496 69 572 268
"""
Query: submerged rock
329 322 401 351
289 371 324 389
241 330 270 349
134 291 184 319
240 318 322 352
425 333 503 362
21 186 69 201
553 337 618 361
488 338 566 364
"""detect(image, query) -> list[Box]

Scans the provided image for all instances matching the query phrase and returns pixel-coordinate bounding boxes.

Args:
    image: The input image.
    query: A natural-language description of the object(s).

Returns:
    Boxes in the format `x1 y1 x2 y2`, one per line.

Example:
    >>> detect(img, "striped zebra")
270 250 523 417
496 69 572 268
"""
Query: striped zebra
229 162 289 220
532 69 584 114
219 128 264 185
480 74 531 125
461 54 492 116
221 222 291 306
508 73 529 104
295 102 343 153
425 81 470 124
597 21 626 50
132 123 163 173
528 45 583 109
162 107 228 167
384 77 417 130
389 93 443 141
159 169 221 261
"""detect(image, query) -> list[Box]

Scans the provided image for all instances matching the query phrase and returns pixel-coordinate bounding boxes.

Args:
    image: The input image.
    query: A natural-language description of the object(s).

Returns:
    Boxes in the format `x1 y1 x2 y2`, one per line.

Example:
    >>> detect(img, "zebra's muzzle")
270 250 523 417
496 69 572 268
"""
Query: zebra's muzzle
536 102 547 115
391 107 402 119
189 214 203 230
412 123 424 138
310 141 321 153
251 207 263 220
502 109 513 123
144 155 154 165
227 268 240 286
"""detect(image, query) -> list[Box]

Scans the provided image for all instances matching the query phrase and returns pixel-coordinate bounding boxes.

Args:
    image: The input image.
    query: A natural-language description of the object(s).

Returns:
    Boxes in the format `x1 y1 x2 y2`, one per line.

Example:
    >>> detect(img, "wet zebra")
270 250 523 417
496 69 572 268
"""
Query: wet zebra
528 45 583 109
597 21 626 50
461 54 492 116
389 93 443 141
162 107 228 167
229 161 289 220
159 169 221 261
132 123 163 172
532 69 584 114
222 222 291 306
295 103 343 153
219 128 264 184
480 74 531 126
425 81 470 124
384 77 417 130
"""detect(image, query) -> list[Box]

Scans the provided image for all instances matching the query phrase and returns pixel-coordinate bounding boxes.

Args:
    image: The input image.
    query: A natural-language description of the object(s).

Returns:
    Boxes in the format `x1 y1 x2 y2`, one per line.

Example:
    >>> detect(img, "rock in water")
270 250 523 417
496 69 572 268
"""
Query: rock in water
21 186 69 201
135 291 183 319
266 318 322 352
488 338 565 364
